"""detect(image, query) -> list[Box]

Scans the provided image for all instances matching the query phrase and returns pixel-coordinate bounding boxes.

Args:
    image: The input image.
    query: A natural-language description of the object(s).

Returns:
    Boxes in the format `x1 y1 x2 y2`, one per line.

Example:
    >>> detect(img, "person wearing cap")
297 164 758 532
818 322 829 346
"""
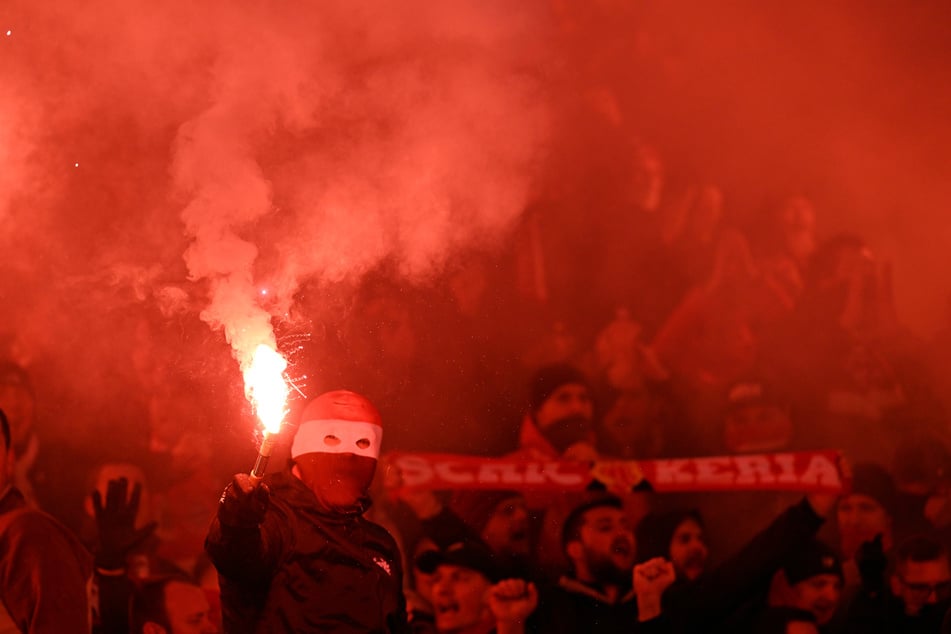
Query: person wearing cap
449 491 533 581
416 540 537 634
205 390 408 633
775 540 844 629
722 377 794 454
532 494 674 633
846 535 951 634
835 463 898 566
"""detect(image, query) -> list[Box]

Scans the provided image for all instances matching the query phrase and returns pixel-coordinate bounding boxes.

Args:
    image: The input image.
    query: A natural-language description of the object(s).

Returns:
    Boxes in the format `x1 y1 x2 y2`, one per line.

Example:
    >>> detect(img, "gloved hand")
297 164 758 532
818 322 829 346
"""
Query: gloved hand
92 477 158 571
218 473 270 528
856 533 888 593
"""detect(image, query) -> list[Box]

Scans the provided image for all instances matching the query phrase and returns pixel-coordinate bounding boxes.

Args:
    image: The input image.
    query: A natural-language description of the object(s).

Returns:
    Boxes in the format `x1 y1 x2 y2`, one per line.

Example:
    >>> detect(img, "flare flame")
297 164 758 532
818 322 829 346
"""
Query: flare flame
244 344 289 435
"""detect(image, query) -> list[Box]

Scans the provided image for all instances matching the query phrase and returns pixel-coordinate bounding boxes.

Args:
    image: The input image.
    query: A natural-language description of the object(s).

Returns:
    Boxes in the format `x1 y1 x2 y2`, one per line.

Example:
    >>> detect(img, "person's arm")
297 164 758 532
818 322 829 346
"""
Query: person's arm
91 477 157 634
0 512 91 634
632 558 675 633
688 496 826 623
204 474 287 583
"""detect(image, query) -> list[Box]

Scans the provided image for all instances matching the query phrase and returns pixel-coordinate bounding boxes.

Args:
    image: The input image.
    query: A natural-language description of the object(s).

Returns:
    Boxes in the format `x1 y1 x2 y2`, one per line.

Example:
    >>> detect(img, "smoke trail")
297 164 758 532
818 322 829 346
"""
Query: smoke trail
1 0 551 384
169 0 550 371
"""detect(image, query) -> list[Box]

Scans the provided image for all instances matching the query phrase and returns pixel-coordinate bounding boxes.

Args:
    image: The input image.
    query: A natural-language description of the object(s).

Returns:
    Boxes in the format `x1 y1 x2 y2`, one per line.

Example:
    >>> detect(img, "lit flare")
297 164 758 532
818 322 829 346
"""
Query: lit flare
244 343 289 435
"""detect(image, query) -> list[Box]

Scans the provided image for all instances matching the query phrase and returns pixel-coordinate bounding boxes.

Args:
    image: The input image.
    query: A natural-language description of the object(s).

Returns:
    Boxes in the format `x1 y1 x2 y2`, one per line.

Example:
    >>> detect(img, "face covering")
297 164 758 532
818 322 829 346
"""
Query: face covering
540 414 591 454
294 453 377 514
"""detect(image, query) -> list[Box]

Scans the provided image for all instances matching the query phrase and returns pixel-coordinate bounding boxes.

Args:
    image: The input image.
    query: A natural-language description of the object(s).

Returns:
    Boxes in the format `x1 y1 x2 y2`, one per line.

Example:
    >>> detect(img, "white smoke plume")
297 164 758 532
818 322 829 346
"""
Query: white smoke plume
1 0 551 377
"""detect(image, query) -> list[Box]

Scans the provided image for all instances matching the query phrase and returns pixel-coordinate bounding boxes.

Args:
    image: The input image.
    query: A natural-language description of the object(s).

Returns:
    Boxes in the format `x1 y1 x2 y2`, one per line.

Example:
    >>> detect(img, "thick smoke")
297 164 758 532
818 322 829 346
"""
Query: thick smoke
1 0 550 384
1 0 950 445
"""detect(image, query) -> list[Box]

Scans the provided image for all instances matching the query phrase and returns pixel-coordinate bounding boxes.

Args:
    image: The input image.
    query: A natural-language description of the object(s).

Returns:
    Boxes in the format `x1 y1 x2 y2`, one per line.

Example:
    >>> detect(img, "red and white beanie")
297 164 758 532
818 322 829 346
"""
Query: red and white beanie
291 390 383 460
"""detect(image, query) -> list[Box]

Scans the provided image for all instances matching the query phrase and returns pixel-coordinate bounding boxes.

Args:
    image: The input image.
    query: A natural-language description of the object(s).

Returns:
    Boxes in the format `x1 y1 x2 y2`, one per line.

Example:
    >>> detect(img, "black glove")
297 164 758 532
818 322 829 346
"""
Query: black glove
92 477 158 571
218 473 270 528
856 533 888 593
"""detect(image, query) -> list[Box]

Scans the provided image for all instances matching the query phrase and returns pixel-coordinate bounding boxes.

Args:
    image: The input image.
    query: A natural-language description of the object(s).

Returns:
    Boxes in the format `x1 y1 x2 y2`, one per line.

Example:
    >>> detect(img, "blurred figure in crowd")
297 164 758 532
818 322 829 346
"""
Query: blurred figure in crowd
636 509 709 582
415 540 537 634
846 535 950 633
754 606 820 634
774 540 844 629
652 230 781 399
721 377 794 454
0 408 91 633
532 494 649 632
130 576 218 634
833 464 898 575
450 490 534 581
0 363 39 504
514 363 597 462
755 195 819 309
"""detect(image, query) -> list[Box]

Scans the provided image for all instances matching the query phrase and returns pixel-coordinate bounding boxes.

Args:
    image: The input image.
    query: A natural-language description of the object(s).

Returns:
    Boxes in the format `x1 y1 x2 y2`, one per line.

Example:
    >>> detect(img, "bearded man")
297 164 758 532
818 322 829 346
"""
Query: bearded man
205 390 408 633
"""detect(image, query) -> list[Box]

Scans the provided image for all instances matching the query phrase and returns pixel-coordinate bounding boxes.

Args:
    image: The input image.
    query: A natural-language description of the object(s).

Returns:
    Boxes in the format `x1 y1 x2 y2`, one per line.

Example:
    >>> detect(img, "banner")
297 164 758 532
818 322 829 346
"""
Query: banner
388 450 844 496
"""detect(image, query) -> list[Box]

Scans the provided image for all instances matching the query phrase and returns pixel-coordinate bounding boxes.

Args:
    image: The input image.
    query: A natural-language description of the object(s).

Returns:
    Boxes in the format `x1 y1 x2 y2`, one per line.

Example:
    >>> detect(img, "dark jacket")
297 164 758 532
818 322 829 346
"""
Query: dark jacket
0 485 92 634
845 589 947 634
672 497 826 633
206 471 409 634
532 577 670 633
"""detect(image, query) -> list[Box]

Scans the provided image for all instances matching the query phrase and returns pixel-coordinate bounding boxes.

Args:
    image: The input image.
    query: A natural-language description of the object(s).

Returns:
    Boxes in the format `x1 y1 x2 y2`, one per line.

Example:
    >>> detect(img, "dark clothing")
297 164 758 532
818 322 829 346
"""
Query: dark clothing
845 590 946 634
0 486 92 634
205 471 409 634
533 577 669 633
671 497 826 633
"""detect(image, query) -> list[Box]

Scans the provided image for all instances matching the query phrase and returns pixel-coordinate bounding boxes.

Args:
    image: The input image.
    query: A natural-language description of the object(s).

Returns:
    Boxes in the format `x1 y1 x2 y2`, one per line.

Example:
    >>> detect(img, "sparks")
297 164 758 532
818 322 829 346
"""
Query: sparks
244 344 289 435
74 162 79 168
260 288 268 296
5 31 10 37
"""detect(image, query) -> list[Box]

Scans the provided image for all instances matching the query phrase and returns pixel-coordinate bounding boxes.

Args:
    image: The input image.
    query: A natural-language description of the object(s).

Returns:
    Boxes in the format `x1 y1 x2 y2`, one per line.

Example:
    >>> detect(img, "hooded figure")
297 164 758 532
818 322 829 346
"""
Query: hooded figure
205 390 409 633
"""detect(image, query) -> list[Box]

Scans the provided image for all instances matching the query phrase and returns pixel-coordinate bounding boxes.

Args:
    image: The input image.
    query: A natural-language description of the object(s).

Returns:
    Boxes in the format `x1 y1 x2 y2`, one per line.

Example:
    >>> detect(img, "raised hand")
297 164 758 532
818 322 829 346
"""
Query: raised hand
218 473 271 528
488 578 538 632
633 557 676 622
856 533 887 592
633 557 676 597
92 477 157 570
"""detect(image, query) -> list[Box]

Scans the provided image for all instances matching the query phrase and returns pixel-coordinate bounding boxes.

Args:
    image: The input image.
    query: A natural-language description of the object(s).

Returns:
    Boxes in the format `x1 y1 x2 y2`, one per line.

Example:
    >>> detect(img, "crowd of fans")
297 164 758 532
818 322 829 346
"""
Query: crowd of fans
2 138 951 633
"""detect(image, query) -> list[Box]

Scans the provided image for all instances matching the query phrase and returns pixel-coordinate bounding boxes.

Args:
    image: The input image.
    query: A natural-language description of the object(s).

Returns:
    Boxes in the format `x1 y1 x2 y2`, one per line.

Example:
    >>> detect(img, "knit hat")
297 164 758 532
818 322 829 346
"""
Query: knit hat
783 540 843 585
848 463 898 517
291 390 383 460
635 509 704 563
529 363 591 412
415 540 500 582
450 490 523 534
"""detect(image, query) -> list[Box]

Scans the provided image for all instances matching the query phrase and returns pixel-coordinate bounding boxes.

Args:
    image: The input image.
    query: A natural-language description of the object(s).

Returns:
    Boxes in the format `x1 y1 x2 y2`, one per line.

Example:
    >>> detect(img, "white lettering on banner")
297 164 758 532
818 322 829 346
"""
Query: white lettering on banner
651 454 841 489
655 460 694 484
773 454 798 484
476 463 523 484
395 455 433 488
435 462 475 484
544 463 587 486
694 458 735 485
392 453 841 492
799 454 841 487
524 463 547 484
734 456 777 485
